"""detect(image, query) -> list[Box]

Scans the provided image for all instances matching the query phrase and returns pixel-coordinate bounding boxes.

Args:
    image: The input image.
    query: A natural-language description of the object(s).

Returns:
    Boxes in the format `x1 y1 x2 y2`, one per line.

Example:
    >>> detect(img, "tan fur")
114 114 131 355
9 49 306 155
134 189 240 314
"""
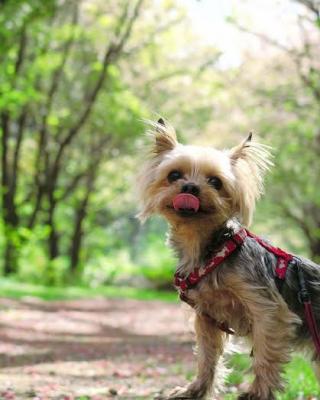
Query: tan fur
138 121 271 227
138 121 306 400
166 314 226 399
228 136 273 226
152 120 177 155
222 274 300 399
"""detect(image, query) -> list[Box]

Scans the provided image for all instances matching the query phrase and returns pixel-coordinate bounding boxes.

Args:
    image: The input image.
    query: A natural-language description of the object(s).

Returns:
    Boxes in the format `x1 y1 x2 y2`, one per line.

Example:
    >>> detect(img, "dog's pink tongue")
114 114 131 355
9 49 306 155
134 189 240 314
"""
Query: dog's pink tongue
173 193 200 212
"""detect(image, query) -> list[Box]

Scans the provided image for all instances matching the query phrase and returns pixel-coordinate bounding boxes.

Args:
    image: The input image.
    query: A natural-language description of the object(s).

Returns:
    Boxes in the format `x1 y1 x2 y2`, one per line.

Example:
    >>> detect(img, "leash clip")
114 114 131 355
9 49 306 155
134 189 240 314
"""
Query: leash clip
296 258 311 303
298 287 310 304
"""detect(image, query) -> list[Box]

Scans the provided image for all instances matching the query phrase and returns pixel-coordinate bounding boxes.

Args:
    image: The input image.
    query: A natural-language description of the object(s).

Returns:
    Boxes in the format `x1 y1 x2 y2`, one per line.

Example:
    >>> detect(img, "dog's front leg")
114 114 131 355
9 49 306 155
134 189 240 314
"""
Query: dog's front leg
161 313 225 400
238 298 298 400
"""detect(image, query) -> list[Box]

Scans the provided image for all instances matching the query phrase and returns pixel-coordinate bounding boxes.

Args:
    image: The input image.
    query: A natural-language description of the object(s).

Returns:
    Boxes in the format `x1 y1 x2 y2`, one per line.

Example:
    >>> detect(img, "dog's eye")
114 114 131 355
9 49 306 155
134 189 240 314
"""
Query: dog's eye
208 176 223 190
168 170 182 183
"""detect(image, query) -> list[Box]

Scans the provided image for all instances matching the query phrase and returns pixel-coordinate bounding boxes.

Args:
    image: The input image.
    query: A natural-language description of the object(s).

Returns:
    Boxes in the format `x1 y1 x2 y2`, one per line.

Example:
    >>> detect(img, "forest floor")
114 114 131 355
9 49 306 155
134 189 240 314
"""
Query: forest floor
0 295 319 400
0 296 196 400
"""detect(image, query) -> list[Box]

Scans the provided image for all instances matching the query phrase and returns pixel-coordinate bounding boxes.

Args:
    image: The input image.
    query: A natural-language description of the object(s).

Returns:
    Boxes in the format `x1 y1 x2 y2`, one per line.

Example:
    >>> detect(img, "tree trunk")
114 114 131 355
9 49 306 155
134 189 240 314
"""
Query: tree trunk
69 196 89 272
2 197 19 275
1 112 19 274
47 184 59 260
48 223 59 259
69 166 96 272
3 233 18 275
310 237 320 263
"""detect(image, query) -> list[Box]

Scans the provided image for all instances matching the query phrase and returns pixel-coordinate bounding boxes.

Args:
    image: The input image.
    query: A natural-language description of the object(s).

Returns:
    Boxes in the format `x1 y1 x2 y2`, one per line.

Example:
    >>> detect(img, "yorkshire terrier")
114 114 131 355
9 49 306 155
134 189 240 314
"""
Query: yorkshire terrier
137 119 320 400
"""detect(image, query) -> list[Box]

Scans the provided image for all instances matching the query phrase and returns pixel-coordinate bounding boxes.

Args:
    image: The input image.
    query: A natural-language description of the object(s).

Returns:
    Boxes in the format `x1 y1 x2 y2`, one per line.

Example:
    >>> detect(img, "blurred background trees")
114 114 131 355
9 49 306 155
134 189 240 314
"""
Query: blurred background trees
228 0 320 261
0 0 320 288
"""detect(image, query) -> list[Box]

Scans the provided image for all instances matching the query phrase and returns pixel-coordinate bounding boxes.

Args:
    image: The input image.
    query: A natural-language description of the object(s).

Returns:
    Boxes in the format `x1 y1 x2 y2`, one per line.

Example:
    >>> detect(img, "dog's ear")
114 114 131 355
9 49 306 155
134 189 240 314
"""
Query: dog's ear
137 119 177 222
229 133 253 162
229 134 273 226
151 118 177 155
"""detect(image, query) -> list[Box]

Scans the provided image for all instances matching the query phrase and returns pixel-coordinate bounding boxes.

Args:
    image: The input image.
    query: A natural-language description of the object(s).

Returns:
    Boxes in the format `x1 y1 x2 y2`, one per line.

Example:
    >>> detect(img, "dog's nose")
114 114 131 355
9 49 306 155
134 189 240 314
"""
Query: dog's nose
181 183 200 196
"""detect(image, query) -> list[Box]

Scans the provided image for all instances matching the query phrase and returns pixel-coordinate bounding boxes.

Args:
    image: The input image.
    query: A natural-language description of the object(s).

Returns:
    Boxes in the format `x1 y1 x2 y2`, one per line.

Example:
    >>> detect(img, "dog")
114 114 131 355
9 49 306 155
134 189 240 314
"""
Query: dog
137 119 320 400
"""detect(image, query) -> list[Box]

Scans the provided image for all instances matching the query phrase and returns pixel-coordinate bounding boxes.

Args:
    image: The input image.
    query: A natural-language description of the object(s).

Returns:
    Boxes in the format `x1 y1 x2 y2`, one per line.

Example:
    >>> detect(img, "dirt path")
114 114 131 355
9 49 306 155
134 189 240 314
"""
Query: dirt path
0 297 195 399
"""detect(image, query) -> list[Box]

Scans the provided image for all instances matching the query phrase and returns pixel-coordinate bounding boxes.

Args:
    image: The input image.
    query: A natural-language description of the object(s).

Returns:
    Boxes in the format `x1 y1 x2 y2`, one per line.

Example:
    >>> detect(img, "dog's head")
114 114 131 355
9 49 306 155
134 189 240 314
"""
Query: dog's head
137 119 272 229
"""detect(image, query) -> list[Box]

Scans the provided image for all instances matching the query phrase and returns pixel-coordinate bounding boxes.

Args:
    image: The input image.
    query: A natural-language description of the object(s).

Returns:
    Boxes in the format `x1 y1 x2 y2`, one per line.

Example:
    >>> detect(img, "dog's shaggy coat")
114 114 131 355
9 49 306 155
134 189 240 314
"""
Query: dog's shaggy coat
137 120 320 400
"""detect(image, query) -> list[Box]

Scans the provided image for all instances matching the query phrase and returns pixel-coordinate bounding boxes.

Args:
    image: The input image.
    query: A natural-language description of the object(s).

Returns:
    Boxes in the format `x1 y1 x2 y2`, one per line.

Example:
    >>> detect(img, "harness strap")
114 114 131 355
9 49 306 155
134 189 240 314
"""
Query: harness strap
175 227 320 354
297 261 320 358
179 293 235 335
175 228 247 292
304 302 320 357
245 230 293 279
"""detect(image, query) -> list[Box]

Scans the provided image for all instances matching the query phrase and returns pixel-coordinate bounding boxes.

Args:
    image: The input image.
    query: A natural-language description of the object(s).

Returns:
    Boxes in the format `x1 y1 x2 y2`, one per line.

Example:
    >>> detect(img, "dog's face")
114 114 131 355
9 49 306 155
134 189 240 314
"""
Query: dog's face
138 120 271 229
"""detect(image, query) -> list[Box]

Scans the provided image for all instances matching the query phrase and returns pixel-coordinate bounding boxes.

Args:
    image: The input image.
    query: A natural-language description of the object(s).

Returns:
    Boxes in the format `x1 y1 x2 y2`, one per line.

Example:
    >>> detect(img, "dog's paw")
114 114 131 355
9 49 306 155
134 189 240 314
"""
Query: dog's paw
237 394 256 400
155 385 206 399
237 393 275 400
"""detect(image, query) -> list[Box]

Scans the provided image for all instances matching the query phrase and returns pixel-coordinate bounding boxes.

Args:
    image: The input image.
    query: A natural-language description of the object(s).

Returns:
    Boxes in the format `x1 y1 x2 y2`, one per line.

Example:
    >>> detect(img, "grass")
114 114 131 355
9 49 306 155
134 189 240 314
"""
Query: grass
224 353 320 399
279 356 320 400
0 277 178 302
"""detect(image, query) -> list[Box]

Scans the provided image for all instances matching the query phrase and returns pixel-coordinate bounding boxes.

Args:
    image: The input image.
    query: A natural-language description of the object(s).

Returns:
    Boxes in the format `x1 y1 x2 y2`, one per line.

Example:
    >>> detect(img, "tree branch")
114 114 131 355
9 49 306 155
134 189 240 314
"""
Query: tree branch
231 22 295 55
280 206 314 243
232 19 320 104
39 1 79 170
51 0 144 175
28 3 79 227
295 0 320 22
14 25 27 78
60 136 112 201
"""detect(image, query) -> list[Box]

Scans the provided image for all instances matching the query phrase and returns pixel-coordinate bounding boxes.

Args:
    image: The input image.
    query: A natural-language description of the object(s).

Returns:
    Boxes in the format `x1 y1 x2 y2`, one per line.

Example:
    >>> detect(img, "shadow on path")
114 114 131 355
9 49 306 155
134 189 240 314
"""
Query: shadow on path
0 296 195 399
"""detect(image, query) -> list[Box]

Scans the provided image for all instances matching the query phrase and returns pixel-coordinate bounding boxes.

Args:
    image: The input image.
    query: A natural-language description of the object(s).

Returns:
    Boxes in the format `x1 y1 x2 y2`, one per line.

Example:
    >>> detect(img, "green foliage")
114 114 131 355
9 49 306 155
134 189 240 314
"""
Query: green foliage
224 353 320 399
83 249 136 287
137 236 175 287
1 0 320 288
0 277 177 301
0 0 220 284
226 353 251 387
279 357 320 399
0 0 154 278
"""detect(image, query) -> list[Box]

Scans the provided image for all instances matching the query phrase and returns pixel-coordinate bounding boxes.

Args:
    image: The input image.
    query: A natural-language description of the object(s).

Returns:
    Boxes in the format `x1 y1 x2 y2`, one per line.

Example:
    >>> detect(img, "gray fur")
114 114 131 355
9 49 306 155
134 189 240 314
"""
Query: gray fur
185 219 320 352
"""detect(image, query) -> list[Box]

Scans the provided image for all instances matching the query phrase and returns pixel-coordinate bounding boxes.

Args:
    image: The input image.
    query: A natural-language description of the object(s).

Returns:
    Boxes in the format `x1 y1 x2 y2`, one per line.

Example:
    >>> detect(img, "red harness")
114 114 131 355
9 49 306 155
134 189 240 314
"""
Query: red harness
174 227 320 357
174 228 293 293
